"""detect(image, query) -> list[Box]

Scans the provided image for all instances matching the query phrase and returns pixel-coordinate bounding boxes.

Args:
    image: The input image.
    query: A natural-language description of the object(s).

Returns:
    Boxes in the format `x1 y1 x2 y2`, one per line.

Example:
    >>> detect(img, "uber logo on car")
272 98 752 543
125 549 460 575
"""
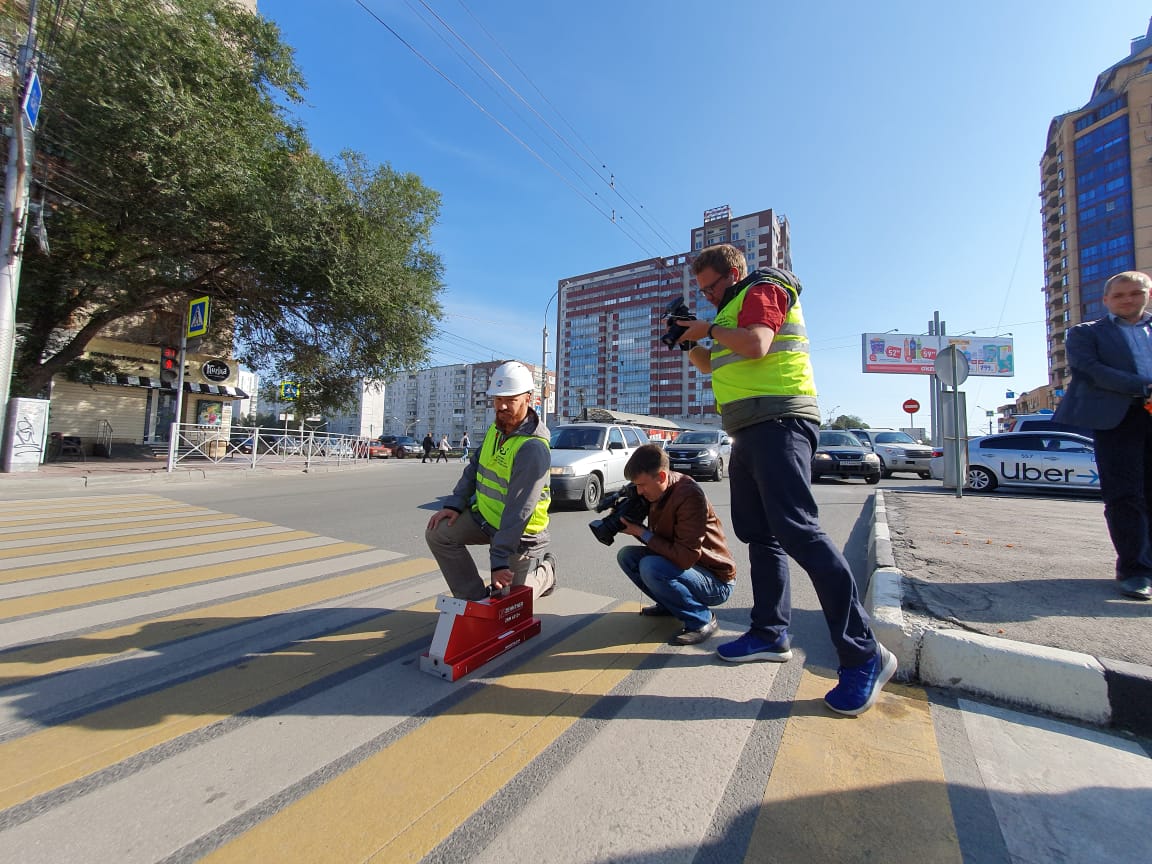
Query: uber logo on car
999 462 1079 484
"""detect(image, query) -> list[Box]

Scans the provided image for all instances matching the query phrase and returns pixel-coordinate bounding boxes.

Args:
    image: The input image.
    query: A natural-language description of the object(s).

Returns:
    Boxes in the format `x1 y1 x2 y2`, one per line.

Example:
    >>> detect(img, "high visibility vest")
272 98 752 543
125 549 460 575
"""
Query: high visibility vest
475 425 550 534
710 279 817 409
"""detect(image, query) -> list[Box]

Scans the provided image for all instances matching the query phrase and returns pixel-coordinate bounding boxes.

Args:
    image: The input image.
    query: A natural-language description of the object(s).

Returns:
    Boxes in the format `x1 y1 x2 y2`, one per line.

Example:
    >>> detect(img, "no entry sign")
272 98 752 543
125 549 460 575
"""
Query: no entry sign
903 399 921 414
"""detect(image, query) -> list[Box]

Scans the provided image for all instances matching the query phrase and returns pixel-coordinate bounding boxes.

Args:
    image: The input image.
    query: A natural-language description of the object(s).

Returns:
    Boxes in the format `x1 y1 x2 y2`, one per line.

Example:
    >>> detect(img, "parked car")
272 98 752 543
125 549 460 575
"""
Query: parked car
358 439 390 458
1003 412 1092 439
549 422 648 509
849 428 933 479
665 429 731 481
390 436 423 458
812 430 881 484
929 431 1099 493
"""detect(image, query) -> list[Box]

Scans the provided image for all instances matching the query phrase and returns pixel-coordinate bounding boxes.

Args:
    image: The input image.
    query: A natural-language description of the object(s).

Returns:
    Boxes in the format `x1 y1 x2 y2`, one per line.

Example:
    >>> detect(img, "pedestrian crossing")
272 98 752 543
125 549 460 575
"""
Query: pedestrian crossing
0 494 964 863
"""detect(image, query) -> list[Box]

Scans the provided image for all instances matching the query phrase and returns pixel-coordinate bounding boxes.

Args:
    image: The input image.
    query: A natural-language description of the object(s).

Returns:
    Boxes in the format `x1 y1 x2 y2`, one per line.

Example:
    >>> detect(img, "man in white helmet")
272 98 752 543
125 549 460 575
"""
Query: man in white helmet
426 360 557 600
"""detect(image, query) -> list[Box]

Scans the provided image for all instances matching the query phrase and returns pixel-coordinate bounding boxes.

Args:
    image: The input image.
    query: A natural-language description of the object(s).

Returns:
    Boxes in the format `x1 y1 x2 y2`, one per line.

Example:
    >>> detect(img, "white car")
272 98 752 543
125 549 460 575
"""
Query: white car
929 431 1099 493
549 422 648 510
849 428 934 479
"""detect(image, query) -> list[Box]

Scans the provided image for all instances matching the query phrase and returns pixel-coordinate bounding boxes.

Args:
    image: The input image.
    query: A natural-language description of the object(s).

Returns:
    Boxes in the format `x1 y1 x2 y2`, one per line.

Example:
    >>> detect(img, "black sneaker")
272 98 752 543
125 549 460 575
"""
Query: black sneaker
539 552 558 597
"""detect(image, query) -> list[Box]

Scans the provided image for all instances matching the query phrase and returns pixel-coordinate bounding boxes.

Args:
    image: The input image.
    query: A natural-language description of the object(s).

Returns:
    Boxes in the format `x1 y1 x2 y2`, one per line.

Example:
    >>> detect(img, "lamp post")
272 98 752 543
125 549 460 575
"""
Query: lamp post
542 286 561 422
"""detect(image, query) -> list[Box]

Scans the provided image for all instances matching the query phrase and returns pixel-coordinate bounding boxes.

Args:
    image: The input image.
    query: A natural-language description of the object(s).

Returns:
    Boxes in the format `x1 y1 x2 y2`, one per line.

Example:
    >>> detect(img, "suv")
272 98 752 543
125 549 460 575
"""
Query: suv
849 428 934 479
549 422 649 510
666 429 732 481
390 436 423 458
1004 413 1092 439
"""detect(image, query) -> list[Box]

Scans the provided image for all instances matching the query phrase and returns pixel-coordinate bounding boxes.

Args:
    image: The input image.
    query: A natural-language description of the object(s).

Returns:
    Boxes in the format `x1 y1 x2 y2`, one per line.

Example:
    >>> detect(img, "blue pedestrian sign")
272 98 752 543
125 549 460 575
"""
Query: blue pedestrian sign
22 70 41 130
187 296 210 339
279 381 299 400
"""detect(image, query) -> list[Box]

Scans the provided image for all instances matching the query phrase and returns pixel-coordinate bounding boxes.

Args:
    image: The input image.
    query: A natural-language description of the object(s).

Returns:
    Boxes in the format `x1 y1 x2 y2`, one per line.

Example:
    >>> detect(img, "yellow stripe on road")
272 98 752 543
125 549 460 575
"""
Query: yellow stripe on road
201 606 665 864
0 539 369 619
0 530 322 584
0 494 162 516
0 602 441 812
0 512 242 540
0 520 276 556
0 502 205 528
0 557 439 687
744 669 961 864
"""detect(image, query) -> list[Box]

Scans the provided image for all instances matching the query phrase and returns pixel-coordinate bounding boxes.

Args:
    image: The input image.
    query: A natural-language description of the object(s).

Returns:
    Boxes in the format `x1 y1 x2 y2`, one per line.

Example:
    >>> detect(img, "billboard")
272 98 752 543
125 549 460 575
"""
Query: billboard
861 334 1014 377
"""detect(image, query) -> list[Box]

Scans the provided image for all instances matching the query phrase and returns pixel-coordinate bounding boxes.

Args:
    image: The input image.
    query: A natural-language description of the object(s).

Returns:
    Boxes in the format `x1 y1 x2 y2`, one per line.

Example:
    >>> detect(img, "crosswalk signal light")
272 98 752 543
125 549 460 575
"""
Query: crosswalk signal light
159 346 179 385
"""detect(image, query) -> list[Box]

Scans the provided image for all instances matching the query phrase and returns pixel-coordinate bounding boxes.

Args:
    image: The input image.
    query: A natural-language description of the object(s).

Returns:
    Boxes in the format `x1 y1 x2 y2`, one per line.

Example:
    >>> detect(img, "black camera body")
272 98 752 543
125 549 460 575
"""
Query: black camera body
588 483 651 546
660 297 696 351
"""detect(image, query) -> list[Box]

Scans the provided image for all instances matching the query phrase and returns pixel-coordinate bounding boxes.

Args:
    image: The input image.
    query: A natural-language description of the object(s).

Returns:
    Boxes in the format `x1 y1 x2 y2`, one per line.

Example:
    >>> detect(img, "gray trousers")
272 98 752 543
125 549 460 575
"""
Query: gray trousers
425 509 554 601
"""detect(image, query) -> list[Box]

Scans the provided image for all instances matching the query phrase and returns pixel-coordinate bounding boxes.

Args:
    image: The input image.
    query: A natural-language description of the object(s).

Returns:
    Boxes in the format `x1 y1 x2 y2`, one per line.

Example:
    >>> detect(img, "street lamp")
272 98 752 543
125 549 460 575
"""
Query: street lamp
542 284 563 422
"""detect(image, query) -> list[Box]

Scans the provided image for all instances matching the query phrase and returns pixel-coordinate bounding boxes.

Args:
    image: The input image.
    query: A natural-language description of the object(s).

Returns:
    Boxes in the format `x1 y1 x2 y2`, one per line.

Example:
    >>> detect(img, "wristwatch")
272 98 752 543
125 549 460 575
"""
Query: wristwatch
707 323 717 341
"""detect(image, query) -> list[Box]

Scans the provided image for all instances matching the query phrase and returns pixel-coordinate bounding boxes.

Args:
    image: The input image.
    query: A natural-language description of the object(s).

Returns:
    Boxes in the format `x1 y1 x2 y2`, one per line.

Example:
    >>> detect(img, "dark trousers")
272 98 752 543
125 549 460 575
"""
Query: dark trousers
728 417 875 666
1093 404 1152 580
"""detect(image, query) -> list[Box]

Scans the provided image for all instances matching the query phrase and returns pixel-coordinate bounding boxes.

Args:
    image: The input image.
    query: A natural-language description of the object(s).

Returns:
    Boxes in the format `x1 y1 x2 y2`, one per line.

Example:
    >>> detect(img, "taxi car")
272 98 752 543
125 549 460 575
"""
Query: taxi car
930 431 1099 493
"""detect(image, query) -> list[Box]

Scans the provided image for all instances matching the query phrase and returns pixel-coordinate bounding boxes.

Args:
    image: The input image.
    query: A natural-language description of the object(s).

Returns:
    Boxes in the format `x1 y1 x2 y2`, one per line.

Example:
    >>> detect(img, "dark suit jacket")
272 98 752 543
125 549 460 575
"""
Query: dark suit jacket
1054 315 1151 430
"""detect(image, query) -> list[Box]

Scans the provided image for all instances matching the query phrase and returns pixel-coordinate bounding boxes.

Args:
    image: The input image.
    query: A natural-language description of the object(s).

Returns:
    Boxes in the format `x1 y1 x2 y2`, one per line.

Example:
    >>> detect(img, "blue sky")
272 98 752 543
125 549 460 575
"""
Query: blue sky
261 0 1151 433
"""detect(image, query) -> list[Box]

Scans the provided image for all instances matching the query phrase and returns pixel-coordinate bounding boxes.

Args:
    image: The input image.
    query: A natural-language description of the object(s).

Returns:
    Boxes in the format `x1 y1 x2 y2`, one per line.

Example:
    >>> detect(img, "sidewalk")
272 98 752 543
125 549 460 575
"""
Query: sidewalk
0 455 366 490
866 488 1152 737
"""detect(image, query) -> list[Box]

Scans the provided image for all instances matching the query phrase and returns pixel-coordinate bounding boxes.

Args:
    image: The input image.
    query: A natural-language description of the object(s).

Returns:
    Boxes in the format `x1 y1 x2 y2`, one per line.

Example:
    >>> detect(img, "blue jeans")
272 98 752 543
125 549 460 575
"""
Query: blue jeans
1093 404 1152 581
616 545 732 629
728 417 875 666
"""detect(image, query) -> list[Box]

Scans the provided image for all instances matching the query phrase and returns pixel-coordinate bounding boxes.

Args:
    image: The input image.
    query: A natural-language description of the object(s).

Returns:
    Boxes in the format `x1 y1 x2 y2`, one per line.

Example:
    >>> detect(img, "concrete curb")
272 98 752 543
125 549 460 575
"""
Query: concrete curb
866 490 1152 736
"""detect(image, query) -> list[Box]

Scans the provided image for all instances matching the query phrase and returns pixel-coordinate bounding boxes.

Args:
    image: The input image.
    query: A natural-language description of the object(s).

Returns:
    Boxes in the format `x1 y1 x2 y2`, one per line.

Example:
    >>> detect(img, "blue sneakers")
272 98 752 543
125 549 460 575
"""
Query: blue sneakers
715 629 793 663
824 644 897 716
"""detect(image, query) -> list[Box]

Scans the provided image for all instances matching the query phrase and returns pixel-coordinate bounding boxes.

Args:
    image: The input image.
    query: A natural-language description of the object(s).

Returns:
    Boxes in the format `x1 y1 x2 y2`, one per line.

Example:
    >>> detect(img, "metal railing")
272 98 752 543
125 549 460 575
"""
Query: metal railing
166 424 373 472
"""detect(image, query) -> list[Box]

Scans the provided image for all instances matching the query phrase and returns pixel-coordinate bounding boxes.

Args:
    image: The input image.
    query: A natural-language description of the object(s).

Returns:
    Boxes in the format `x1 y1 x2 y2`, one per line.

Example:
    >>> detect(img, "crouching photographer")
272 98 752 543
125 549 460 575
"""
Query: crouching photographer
614 443 736 645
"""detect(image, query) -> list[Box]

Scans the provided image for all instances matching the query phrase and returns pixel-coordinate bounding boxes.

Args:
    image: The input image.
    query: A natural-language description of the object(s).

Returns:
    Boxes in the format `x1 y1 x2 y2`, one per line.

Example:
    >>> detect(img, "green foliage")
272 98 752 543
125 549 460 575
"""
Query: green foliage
825 414 868 430
13 0 443 411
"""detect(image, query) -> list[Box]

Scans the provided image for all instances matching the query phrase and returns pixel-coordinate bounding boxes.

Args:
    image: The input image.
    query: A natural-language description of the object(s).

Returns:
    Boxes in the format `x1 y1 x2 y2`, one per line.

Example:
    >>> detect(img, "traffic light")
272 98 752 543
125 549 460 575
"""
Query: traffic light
159 346 179 385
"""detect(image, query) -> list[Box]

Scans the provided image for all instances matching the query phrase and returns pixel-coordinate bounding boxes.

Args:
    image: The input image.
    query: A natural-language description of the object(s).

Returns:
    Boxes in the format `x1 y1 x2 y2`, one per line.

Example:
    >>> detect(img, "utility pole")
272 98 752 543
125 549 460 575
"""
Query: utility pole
0 0 40 472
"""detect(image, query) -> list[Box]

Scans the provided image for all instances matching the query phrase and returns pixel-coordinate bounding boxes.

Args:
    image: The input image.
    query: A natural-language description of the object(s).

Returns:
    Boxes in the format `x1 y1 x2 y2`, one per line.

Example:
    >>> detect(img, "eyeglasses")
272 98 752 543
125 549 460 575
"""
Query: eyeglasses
698 272 729 296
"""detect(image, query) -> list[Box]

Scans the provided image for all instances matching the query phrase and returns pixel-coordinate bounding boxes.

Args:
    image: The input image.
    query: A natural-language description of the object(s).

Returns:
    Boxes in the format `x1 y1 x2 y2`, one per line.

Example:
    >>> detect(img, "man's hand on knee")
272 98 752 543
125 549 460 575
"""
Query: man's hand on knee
427 508 459 531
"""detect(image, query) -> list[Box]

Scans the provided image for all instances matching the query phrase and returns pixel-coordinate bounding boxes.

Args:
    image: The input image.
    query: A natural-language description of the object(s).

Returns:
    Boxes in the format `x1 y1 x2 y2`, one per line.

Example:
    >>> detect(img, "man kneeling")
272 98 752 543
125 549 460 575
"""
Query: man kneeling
616 444 736 645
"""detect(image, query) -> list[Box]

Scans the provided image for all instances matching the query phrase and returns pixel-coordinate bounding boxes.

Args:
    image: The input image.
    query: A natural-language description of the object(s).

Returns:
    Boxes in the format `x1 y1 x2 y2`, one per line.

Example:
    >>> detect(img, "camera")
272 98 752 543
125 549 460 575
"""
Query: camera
588 483 651 546
660 296 696 351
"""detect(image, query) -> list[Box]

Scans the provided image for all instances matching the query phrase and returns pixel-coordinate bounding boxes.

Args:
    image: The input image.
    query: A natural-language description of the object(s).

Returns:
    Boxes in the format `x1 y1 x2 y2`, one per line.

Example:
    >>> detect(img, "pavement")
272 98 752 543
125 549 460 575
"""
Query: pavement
868 488 1152 737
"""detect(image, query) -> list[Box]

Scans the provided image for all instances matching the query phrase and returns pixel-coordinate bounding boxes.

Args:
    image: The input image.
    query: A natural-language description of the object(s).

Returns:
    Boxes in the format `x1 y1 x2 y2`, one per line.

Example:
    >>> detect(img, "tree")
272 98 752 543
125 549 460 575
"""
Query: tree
825 414 867 430
9 0 442 412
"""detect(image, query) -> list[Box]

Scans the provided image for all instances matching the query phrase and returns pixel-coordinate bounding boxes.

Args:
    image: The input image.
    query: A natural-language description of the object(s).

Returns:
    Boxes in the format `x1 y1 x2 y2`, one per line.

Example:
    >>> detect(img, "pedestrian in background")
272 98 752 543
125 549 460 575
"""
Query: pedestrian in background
1055 270 1152 600
675 243 895 716
436 434 450 463
460 431 471 462
421 432 434 463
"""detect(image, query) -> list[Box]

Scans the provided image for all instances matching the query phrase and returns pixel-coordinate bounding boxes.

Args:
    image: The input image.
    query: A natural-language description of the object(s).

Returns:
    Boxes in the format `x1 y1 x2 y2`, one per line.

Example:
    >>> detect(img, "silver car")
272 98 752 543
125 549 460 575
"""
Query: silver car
930 431 1099 493
849 428 934 479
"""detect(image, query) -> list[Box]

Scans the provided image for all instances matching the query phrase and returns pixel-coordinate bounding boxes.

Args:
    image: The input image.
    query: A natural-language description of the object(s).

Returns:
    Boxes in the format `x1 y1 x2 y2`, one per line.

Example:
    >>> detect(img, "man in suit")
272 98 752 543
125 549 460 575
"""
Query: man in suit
1055 271 1152 600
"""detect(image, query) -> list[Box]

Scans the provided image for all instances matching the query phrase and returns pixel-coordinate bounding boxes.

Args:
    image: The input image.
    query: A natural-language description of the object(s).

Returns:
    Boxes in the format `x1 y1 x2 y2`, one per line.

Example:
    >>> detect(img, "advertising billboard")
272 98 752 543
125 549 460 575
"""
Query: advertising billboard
861 334 1014 377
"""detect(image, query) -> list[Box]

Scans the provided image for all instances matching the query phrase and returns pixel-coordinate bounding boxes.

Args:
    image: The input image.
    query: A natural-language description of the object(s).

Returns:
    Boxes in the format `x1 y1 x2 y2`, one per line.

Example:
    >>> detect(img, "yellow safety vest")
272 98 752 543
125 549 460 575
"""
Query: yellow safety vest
710 280 817 409
475 425 550 534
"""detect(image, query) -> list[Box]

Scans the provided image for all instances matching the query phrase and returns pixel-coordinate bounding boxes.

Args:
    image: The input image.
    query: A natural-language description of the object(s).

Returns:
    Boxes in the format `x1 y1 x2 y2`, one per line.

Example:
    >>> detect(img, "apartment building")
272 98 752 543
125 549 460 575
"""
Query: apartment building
556 205 791 423
1041 19 1152 392
382 360 553 443
323 379 386 439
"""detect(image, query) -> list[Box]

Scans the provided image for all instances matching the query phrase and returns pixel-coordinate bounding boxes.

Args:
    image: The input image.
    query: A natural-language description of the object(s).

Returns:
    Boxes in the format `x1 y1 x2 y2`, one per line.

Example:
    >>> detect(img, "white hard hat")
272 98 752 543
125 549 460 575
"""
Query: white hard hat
487 361 534 396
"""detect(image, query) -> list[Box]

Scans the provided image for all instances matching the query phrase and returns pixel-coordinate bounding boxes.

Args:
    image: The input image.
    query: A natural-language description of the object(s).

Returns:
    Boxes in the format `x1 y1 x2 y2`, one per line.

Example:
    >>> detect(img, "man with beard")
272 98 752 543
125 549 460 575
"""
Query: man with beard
426 360 557 600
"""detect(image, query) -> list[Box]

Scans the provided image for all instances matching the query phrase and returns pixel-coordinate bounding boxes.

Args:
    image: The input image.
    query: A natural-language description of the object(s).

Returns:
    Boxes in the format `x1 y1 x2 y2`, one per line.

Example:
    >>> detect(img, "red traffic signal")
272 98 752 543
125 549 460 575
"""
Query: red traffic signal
159 346 179 385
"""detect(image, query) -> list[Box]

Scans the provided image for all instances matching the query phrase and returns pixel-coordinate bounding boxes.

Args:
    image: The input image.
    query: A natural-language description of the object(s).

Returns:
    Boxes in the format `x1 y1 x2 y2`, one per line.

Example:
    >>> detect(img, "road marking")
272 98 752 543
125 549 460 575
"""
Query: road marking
0 602 441 811
0 511 228 538
0 494 162 516
744 668 961 864
0 556 438 686
0 502 204 528
200 606 665 864
0 523 287 564
0 530 327 584
0 515 253 548
0 539 367 619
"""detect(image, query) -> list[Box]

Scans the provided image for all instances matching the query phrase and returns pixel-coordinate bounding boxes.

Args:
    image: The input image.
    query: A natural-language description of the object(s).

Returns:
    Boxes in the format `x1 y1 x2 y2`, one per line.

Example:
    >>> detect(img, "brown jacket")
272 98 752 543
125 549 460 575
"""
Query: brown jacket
642 472 736 582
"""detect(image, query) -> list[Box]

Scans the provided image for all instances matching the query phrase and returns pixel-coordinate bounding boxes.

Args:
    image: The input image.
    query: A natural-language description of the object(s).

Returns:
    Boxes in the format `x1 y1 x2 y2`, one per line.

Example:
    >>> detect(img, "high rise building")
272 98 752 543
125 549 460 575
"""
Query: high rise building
556 205 790 423
1041 19 1152 392
381 360 552 441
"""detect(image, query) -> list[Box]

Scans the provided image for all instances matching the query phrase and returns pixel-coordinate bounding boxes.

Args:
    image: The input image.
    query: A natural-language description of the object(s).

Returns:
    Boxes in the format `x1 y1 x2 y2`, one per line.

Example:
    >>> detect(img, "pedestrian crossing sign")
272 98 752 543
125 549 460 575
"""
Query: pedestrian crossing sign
187 296 210 339
279 381 299 400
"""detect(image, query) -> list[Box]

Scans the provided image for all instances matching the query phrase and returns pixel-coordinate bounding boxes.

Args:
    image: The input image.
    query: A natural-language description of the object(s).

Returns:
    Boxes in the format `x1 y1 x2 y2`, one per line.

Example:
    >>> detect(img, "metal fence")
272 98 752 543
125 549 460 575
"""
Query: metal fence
166 424 373 472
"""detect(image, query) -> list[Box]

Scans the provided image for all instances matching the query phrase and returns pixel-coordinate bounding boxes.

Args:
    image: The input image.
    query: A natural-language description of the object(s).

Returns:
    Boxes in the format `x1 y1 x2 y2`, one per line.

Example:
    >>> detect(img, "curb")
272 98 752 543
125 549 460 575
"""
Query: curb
866 490 1152 736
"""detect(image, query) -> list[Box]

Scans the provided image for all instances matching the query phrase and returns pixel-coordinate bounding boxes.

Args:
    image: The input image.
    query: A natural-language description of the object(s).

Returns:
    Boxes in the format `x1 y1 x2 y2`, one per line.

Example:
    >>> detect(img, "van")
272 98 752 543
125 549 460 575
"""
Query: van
1004 413 1092 439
